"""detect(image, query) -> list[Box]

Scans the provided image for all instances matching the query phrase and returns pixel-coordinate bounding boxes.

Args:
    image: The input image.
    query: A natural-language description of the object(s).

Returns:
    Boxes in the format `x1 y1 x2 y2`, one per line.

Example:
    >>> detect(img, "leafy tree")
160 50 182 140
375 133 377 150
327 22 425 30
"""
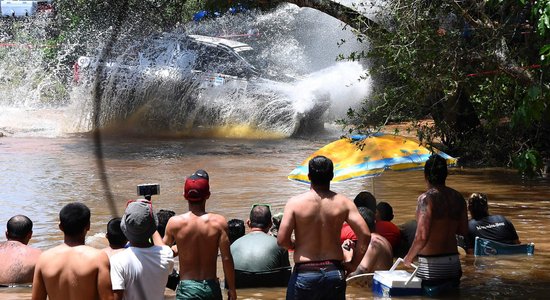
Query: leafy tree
339 0 549 174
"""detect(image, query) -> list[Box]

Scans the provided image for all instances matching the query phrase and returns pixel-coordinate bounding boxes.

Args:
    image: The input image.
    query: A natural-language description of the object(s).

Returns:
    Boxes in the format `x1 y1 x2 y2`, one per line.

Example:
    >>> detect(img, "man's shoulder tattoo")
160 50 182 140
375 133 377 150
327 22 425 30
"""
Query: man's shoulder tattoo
417 194 430 213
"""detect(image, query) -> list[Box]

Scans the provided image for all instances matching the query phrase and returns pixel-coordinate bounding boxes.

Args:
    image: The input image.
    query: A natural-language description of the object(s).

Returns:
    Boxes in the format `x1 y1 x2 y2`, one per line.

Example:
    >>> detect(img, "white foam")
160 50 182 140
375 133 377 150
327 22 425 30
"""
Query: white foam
0 106 67 137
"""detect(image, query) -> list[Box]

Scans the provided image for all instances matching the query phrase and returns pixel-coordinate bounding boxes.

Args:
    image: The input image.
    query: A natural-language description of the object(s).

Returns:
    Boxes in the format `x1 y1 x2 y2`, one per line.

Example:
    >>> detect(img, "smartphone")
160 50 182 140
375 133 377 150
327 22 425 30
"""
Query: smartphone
137 183 160 197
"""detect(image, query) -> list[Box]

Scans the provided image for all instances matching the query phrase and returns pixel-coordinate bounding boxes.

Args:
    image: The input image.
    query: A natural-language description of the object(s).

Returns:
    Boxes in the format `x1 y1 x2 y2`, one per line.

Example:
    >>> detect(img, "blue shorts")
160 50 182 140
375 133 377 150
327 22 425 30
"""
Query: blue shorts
176 279 222 300
286 260 346 300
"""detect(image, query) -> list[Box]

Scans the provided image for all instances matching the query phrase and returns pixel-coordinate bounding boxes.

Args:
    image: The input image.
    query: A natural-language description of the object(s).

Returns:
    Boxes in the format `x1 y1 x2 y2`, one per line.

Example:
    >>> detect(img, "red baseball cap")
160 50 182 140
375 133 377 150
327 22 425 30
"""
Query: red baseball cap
184 175 210 201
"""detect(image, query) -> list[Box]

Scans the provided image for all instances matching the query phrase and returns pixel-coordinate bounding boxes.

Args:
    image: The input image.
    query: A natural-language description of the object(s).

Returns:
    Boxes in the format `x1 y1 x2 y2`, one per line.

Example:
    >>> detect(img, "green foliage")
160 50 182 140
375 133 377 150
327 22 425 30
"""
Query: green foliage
511 86 545 128
341 0 549 172
514 149 544 178
533 0 550 36
533 0 550 63
54 0 208 32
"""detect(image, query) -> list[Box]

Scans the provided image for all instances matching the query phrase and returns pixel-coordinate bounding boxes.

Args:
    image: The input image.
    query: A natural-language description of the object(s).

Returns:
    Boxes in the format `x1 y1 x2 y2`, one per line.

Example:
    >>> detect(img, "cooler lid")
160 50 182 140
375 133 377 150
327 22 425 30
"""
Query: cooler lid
373 270 422 288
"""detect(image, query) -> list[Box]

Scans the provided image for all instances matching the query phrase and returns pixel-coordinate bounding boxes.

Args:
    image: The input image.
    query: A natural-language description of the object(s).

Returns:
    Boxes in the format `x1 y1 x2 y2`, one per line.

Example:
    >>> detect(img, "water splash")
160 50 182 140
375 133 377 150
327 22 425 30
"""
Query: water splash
1 4 371 138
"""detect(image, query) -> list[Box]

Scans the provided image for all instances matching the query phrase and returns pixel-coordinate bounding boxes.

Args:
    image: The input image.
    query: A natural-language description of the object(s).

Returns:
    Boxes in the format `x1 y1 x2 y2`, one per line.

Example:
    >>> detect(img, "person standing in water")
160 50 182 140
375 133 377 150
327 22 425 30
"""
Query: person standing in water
32 202 112 300
0 215 42 285
278 155 370 299
163 170 237 300
404 154 468 293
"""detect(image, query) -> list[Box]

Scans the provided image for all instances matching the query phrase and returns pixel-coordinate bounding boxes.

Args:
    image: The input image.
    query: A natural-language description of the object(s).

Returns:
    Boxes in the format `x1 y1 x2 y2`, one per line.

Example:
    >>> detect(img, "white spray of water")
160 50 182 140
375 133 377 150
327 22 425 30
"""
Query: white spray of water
0 4 373 137
280 61 370 117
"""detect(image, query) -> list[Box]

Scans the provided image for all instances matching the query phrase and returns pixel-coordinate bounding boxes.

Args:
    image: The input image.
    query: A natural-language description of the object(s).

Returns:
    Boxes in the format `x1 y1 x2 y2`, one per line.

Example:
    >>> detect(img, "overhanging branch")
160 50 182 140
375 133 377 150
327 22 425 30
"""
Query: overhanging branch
278 0 379 32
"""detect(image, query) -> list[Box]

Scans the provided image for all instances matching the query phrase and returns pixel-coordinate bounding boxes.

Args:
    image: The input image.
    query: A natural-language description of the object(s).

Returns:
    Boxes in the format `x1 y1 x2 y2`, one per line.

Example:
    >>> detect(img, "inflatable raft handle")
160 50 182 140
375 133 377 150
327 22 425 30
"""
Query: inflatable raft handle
390 258 418 286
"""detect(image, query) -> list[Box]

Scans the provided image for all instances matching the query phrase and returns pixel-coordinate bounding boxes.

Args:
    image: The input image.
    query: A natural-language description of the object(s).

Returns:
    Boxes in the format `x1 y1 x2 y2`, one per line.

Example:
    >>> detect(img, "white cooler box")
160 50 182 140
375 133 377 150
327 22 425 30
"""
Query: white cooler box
372 258 422 297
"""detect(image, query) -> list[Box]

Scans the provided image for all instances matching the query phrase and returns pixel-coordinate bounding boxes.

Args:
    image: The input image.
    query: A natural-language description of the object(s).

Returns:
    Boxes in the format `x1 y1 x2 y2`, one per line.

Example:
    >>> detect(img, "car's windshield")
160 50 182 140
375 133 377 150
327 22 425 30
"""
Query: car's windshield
189 42 256 77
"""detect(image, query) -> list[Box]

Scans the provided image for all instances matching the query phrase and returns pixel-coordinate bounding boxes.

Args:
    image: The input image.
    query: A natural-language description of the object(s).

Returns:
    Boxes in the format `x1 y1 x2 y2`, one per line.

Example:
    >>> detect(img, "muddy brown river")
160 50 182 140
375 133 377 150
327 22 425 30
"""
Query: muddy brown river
1 136 549 299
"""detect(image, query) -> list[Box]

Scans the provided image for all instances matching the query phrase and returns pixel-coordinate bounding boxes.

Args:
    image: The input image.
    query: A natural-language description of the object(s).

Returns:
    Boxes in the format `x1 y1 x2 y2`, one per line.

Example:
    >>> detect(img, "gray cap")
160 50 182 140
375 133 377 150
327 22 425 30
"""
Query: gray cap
121 199 158 244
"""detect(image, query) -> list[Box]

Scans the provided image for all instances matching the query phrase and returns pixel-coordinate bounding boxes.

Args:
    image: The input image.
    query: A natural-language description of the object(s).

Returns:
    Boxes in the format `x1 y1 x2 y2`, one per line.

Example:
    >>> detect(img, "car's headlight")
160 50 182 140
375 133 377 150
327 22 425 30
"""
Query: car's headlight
78 57 91 68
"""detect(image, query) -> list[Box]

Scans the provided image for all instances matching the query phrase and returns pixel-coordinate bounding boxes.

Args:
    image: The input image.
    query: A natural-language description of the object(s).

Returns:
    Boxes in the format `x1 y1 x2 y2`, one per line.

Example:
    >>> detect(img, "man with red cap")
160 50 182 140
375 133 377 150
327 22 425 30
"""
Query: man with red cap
163 170 236 300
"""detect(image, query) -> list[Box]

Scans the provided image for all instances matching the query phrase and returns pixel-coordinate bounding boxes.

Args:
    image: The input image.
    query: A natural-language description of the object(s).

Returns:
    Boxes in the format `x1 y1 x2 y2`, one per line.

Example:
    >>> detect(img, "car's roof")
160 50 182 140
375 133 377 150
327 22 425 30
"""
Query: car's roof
188 35 253 53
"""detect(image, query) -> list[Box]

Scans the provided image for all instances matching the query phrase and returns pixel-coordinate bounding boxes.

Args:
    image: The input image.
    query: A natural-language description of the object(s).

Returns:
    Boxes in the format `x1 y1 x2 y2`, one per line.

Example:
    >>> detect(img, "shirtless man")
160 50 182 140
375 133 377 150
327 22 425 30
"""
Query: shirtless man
404 154 468 291
346 208 393 278
32 202 112 300
0 215 41 285
163 169 236 300
278 155 370 300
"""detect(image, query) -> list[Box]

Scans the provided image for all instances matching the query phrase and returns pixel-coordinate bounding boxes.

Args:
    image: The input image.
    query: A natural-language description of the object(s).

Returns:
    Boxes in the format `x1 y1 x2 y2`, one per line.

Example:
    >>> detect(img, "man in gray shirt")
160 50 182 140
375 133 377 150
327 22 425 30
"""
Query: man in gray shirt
230 204 290 288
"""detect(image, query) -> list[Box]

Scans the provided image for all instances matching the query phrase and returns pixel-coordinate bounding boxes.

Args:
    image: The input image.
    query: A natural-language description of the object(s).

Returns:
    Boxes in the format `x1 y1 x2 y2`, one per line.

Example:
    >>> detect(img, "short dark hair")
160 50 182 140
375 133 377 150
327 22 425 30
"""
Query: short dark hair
308 156 334 185
424 154 448 185
6 215 33 240
376 202 394 221
249 205 272 229
228 219 245 244
468 192 489 220
59 202 90 236
156 209 176 238
354 191 377 212
358 207 376 232
106 217 127 247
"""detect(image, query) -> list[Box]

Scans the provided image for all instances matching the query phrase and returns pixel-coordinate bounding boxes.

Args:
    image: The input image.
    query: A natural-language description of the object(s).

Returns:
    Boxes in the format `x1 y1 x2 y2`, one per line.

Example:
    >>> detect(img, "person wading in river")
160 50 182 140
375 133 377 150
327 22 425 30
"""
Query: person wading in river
163 169 237 300
404 154 468 295
0 215 41 285
467 192 521 250
278 155 370 300
32 202 112 300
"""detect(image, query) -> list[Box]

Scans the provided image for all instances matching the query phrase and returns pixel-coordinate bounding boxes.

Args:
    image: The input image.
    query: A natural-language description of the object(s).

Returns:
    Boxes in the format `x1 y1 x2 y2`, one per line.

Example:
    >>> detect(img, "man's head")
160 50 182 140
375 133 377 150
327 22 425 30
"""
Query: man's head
376 202 394 222
106 217 127 249
184 169 211 202
228 219 245 244
308 155 334 185
354 191 377 212
6 215 33 243
248 204 272 232
121 200 158 245
358 207 376 232
156 209 175 238
468 192 489 220
59 202 90 237
424 154 448 185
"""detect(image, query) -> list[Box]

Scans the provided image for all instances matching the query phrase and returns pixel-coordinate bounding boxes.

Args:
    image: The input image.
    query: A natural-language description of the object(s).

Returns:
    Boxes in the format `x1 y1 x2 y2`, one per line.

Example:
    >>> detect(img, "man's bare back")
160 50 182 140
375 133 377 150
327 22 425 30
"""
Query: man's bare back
165 211 229 280
32 244 112 300
357 233 393 273
163 169 236 300
404 153 468 267
279 156 370 299
0 241 41 284
281 190 350 262
415 186 468 256
345 233 393 288
279 189 370 271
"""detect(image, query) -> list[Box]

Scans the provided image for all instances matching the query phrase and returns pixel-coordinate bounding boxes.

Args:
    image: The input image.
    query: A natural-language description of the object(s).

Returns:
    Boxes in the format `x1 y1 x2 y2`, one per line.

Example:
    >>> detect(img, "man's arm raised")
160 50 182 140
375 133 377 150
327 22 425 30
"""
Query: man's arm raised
343 201 370 274
218 218 237 300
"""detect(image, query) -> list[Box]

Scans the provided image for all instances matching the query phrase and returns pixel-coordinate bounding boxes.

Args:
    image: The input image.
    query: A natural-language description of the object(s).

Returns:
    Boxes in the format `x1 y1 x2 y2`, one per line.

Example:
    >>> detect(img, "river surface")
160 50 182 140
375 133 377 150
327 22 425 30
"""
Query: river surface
0 135 549 299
